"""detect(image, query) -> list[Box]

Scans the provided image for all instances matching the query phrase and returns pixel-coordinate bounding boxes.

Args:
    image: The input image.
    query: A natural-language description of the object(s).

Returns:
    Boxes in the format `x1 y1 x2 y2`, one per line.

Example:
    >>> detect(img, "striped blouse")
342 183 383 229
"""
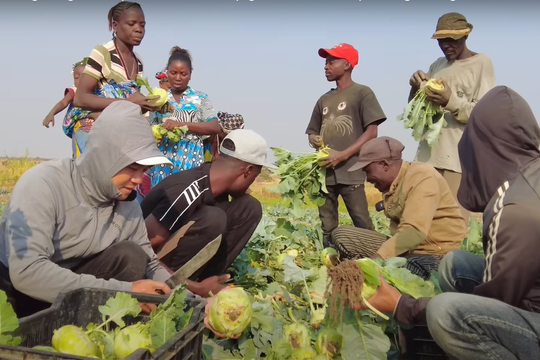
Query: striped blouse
83 40 144 84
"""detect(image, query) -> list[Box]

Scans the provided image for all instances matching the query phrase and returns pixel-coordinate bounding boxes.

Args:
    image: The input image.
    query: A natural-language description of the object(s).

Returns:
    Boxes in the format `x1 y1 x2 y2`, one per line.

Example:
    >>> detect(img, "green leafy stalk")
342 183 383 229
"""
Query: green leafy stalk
0 291 22 346
86 292 142 334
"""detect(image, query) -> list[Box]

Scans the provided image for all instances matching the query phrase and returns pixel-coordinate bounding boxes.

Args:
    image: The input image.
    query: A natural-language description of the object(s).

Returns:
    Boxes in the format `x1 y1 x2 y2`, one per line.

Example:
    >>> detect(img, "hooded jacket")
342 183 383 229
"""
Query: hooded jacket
0 101 170 303
394 86 540 324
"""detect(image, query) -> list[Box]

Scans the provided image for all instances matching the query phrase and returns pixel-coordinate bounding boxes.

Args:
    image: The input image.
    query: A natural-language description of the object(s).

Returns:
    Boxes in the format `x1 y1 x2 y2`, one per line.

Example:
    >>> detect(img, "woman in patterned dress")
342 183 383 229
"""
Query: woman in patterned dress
148 47 222 187
70 1 161 157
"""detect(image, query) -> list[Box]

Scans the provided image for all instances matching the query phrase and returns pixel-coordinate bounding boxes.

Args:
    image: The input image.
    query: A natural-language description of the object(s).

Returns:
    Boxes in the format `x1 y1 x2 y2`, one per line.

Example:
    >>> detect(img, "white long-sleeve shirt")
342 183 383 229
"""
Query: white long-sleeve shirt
415 53 496 173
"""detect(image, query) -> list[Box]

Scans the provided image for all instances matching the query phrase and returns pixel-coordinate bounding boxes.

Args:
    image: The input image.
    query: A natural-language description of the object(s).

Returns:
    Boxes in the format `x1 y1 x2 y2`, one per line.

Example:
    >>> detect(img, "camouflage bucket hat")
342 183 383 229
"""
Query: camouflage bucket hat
432 12 473 40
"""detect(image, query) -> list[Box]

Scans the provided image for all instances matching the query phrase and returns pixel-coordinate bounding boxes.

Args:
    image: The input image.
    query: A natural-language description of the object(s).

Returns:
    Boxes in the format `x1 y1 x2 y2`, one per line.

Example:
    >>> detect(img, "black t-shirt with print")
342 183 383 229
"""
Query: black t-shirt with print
306 82 387 185
141 163 215 233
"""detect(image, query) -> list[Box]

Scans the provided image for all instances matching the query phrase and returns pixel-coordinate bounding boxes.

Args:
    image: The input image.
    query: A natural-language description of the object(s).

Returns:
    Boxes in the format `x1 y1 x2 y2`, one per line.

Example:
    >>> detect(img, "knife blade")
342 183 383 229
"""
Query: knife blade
165 234 222 288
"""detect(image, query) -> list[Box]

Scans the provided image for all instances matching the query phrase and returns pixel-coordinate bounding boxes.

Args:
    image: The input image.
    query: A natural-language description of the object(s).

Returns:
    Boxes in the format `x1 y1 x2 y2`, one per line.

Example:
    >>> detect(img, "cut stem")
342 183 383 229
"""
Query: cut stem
361 296 389 321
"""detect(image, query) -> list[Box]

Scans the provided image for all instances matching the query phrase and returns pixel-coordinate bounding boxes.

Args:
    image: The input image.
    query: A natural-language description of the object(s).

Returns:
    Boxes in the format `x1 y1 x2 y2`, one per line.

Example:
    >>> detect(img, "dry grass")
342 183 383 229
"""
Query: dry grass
0 156 43 214
0 158 476 225
249 175 383 211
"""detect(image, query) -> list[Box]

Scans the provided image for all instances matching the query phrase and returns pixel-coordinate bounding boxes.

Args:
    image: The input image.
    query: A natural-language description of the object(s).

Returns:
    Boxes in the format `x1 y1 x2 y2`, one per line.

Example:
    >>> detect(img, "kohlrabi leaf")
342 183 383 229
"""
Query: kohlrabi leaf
98 292 141 328
0 290 22 346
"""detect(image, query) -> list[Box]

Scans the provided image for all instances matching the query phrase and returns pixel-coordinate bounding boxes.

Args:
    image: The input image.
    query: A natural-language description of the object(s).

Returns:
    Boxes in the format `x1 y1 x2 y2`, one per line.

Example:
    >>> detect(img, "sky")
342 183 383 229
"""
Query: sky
1 0 539 163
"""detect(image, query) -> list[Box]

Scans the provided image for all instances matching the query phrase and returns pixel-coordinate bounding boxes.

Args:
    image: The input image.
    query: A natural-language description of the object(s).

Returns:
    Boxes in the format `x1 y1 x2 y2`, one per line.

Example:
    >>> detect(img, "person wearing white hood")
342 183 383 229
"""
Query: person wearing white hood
0 101 174 317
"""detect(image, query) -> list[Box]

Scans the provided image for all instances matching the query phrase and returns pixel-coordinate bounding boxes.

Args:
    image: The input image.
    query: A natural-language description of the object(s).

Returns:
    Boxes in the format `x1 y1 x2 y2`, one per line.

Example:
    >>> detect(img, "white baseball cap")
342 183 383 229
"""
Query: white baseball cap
219 129 276 169
136 156 171 166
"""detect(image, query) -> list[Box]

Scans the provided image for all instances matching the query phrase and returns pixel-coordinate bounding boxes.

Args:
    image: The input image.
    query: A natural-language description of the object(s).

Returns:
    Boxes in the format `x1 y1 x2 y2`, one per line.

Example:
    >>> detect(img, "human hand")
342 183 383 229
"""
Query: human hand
132 279 172 296
425 79 451 107
43 115 55 128
318 149 347 169
308 134 323 149
128 93 162 113
138 303 157 314
163 118 186 131
193 274 231 298
352 274 401 314
88 112 102 120
409 70 430 89
203 286 242 339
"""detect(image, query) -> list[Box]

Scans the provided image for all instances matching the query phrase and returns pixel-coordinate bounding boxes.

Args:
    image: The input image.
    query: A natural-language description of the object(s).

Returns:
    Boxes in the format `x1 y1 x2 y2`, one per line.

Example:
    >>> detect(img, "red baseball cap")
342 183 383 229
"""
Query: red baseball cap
318 43 359 68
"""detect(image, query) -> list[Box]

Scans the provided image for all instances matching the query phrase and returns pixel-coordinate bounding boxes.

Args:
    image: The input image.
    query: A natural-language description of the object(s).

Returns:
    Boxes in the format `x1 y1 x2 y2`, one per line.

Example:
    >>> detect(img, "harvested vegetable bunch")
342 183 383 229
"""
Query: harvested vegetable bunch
136 76 168 108
271 146 330 216
398 78 446 147
151 123 189 143
11 287 194 360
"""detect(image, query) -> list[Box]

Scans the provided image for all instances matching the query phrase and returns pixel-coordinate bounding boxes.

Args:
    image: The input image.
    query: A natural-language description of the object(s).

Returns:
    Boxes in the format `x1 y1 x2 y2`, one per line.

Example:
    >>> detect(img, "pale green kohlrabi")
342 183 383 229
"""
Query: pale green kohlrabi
51 325 101 358
114 323 154 359
208 287 253 338
284 323 311 349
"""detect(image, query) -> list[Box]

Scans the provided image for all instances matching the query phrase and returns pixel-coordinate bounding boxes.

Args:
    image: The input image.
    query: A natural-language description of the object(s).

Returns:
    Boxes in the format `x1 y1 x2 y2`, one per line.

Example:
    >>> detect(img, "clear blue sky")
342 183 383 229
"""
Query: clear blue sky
1 0 538 162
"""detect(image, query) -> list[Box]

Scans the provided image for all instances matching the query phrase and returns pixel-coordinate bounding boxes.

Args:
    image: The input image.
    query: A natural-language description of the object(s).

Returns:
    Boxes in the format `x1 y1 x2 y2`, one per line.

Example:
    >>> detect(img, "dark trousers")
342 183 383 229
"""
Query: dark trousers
160 194 262 281
0 241 150 318
319 183 373 247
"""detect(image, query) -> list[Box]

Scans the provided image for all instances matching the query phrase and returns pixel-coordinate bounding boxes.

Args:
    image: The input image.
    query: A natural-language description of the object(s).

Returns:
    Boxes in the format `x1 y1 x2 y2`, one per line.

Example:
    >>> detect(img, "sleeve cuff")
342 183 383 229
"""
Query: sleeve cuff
153 266 172 283
376 242 395 259
445 91 461 113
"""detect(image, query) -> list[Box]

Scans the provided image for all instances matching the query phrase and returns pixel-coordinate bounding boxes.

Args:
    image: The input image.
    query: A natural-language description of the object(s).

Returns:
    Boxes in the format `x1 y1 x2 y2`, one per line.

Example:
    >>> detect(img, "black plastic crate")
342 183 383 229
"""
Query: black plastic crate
0 288 206 360
401 325 449 360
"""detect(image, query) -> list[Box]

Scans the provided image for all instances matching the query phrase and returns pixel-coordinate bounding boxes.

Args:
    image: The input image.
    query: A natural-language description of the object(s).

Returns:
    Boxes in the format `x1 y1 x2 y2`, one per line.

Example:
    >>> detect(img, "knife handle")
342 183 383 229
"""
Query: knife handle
165 278 176 289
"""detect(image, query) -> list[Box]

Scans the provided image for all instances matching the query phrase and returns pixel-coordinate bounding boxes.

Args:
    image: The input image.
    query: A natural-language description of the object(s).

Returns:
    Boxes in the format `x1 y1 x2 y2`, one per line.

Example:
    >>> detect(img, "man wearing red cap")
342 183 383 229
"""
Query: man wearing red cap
306 43 386 247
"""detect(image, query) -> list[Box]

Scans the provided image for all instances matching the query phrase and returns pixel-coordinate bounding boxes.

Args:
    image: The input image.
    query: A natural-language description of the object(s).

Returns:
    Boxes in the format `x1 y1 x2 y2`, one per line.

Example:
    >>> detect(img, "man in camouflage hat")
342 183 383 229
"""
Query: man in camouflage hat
409 12 496 226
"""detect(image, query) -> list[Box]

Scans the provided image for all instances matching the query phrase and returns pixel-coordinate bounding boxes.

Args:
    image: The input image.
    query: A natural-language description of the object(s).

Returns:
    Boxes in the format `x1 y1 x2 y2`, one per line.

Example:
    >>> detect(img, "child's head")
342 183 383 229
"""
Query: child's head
72 58 89 87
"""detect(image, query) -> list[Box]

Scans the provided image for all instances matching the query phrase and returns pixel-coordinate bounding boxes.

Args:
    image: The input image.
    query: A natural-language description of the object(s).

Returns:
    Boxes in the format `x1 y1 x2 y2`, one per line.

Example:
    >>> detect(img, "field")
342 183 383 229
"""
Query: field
0 159 384 218
0 157 484 359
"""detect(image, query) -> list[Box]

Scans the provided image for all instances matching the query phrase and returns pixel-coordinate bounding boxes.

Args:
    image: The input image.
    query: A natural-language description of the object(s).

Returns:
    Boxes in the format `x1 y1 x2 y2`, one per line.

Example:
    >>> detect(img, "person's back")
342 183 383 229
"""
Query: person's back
485 158 540 312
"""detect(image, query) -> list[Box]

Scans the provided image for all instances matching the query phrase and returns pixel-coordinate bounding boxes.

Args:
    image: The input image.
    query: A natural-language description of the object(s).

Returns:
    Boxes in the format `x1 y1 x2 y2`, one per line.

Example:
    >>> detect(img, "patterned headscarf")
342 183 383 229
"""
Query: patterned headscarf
217 112 245 134
155 68 168 81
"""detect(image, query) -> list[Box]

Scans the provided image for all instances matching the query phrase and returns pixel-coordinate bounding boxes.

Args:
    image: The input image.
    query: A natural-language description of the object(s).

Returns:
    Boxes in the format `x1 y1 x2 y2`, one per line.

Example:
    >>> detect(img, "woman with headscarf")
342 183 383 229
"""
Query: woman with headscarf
69 1 161 158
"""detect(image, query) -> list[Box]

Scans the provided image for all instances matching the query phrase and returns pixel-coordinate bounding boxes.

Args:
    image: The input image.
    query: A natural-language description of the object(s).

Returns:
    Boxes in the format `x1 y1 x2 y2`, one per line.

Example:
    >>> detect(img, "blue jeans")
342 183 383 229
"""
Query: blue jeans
439 249 485 293
428 250 540 359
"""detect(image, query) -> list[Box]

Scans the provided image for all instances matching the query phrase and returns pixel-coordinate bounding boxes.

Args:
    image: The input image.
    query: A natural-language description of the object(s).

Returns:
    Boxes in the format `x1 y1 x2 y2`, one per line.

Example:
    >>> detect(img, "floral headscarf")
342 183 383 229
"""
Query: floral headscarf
155 69 168 81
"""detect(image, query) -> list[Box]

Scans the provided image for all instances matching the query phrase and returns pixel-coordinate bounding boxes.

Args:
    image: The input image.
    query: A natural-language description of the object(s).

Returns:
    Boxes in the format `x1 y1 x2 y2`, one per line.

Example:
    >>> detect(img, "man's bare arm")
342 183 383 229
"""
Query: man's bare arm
145 214 171 249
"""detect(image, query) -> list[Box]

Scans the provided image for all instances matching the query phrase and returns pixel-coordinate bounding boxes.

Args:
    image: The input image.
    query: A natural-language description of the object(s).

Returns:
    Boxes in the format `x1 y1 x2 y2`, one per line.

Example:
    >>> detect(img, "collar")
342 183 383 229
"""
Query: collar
385 161 409 197
167 86 194 101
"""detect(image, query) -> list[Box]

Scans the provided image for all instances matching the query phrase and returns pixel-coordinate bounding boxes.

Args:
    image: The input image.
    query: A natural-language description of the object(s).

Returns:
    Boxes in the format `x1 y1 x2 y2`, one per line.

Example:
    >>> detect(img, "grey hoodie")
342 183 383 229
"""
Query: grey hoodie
0 101 170 303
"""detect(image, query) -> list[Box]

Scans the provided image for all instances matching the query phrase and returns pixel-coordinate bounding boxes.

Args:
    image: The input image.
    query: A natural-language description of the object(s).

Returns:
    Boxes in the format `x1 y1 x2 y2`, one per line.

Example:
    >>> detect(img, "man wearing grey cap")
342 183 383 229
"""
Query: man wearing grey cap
142 129 271 297
0 101 174 317
409 12 495 225
331 136 467 279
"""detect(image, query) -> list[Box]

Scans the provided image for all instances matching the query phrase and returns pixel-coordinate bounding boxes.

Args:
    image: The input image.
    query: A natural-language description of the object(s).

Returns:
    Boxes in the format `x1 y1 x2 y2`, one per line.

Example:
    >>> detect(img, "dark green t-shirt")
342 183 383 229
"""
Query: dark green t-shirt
306 83 386 185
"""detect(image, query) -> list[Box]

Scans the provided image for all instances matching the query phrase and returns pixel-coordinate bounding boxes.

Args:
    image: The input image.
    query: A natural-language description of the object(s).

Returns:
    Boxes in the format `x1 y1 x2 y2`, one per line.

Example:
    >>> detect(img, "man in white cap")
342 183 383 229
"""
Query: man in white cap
142 129 272 297
0 101 174 317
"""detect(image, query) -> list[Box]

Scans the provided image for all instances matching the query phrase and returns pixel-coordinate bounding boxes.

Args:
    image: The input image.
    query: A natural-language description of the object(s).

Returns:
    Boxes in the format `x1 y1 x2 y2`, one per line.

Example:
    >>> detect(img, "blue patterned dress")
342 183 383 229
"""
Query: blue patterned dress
148 87 218 187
